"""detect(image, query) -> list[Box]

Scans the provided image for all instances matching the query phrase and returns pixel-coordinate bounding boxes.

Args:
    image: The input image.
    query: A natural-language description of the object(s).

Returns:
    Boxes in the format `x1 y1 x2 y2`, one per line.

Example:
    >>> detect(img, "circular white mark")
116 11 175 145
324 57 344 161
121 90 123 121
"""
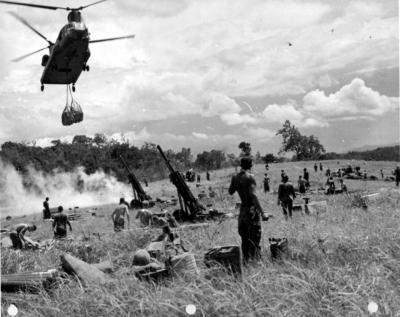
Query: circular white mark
368 301 378 314
185 304 197 315
7 304 18 316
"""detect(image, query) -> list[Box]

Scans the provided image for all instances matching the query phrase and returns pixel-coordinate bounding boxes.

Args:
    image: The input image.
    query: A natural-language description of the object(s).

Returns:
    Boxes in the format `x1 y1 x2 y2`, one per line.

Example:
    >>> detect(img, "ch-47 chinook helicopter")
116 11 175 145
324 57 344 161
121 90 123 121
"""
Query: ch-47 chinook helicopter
0 0 135 92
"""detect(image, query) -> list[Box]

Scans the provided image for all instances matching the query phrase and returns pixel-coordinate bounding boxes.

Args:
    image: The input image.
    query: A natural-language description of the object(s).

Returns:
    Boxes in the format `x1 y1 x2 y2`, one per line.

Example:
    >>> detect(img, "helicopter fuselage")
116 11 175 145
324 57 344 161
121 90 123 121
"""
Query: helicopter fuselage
41 21 90 85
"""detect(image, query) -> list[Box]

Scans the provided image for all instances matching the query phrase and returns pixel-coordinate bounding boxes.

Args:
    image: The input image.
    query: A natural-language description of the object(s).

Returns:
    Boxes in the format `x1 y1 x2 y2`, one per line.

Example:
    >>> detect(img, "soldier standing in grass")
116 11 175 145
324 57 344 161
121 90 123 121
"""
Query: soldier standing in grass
263 173 270 194
229 157 263 263
298 176 306 194
326 168 331 177
314 163 318 172
339 179 348 193
111 198 130 232
320 162 323 171
278 175 296 220
280 170 286 182
303 168 310 188
394 166 400 187
53 206 72 239
43 197 51 220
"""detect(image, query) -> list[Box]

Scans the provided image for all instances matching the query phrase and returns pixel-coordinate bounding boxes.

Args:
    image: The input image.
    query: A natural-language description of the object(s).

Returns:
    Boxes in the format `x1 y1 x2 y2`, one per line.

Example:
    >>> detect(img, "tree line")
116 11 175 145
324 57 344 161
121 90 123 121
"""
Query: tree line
0 135 236 183
1 121 398 185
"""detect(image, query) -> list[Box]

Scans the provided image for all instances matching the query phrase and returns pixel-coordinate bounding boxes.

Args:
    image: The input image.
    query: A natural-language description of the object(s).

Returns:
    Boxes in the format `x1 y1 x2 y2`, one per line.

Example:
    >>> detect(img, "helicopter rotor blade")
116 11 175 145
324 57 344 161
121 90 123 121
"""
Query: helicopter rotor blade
8 12 53 45
11 46 49 62
78 0 107 10
0 0 65 10
89 34 135 44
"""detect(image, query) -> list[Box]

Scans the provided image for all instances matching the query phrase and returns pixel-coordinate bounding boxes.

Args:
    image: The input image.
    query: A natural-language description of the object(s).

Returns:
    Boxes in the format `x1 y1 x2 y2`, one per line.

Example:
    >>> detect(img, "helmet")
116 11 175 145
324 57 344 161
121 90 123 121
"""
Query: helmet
132 249 151 266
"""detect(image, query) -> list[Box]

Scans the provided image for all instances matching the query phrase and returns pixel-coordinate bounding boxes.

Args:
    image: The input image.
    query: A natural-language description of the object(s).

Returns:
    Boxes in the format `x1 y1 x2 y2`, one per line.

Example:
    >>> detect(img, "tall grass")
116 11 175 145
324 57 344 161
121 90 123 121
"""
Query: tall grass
1 160 400 316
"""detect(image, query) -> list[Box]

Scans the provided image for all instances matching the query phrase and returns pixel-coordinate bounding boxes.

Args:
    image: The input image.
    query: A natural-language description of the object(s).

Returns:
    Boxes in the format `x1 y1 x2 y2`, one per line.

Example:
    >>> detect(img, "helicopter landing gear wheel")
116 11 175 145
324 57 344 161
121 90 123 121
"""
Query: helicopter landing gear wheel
83 65 89 71
72 84 76 92
40 84 44 92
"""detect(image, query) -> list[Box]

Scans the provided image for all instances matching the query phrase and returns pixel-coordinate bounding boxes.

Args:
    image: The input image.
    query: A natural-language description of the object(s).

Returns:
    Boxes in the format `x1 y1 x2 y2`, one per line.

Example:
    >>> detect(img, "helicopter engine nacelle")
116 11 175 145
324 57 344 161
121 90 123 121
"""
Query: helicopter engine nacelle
41 54 49 67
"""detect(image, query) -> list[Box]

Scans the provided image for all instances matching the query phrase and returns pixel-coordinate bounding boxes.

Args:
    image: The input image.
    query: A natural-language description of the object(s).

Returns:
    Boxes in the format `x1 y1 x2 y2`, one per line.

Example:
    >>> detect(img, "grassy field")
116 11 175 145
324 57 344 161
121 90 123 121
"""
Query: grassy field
1 160 400 316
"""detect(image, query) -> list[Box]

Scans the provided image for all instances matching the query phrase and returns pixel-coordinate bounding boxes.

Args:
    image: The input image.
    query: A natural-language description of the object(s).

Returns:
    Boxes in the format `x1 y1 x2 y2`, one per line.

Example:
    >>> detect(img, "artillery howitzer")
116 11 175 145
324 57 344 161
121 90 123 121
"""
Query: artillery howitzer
157 145 207 221
120 155 154 209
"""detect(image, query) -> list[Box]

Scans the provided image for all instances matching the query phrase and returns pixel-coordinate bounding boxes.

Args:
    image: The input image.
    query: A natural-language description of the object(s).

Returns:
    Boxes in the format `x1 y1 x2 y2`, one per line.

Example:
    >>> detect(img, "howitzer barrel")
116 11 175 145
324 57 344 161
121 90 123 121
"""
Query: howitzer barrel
119 155 150 202
157 145 205 220
157 145 174 173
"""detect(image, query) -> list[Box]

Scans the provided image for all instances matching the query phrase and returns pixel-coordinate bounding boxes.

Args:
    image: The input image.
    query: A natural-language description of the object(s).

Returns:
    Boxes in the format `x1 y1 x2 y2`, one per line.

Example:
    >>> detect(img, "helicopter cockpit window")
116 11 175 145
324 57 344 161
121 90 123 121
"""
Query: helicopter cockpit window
67 11 82 23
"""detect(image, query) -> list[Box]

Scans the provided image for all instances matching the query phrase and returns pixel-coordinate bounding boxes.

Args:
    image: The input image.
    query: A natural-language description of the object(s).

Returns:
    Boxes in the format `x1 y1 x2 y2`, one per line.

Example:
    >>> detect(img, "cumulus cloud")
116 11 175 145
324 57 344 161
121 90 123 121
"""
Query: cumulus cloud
246 127 275 139
262 103 304 123
303 78 399 118
258 78 397 128
192 132 208 139
220 113 257 125
261 102 327 128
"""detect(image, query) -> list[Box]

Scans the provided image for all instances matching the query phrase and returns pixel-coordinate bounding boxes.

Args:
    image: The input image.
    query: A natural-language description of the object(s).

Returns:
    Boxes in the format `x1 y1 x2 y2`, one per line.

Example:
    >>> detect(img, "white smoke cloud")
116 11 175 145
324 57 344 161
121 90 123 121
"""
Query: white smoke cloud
0 160 132 217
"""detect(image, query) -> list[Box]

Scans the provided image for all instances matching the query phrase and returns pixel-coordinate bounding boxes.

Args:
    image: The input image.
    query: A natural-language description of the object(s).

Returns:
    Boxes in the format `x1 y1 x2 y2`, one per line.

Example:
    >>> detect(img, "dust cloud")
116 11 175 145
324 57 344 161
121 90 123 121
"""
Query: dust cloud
0 159 132 217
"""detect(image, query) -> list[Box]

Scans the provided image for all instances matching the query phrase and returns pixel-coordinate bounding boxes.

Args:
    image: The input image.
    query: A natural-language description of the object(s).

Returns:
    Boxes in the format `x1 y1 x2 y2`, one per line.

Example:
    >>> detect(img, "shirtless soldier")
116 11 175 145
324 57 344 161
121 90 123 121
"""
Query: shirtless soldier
229 157 263 263
9 223 37 249
111 198 130 232
53 206 72 239
278 175 296 220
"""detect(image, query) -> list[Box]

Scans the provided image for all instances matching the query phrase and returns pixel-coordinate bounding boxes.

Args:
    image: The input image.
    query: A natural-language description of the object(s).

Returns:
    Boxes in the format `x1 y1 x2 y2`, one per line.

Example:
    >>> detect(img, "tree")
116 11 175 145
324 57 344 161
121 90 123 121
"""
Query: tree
276 120 325 160
72 135 93 145
255 151 262 163
195 150 226 170
93 133 107 147
263 153 276 163
238 141 251 157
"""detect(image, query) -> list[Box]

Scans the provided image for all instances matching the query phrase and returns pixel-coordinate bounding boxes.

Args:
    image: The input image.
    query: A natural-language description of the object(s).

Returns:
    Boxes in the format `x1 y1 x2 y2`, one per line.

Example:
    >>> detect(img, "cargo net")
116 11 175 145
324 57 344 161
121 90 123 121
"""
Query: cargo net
61 85 83 126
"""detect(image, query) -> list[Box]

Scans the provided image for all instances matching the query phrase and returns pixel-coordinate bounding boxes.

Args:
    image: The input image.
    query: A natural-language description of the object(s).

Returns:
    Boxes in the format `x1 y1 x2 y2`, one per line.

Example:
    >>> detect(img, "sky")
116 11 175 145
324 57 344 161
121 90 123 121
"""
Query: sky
0 0 398 155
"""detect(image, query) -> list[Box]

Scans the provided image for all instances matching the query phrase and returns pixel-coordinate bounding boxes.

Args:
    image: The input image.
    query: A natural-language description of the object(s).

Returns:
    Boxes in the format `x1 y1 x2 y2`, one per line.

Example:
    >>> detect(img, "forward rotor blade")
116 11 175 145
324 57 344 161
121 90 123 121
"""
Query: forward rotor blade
78 0 107 10
12 46 48 62
89 34 135 43
8 12 52 44
0 0 65 10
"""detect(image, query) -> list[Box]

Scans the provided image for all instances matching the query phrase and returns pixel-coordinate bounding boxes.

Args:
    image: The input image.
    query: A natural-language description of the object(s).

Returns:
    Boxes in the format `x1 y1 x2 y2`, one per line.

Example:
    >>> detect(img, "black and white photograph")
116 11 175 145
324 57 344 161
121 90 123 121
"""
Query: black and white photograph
0 0 399 316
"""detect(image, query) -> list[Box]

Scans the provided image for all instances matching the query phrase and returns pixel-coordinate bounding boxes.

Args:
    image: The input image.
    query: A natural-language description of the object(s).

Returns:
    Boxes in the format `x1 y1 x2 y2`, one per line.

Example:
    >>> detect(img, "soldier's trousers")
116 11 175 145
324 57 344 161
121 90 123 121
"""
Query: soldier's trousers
238 215 261 262
114 218 125 232
281 200 293 219
9 232 23 249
